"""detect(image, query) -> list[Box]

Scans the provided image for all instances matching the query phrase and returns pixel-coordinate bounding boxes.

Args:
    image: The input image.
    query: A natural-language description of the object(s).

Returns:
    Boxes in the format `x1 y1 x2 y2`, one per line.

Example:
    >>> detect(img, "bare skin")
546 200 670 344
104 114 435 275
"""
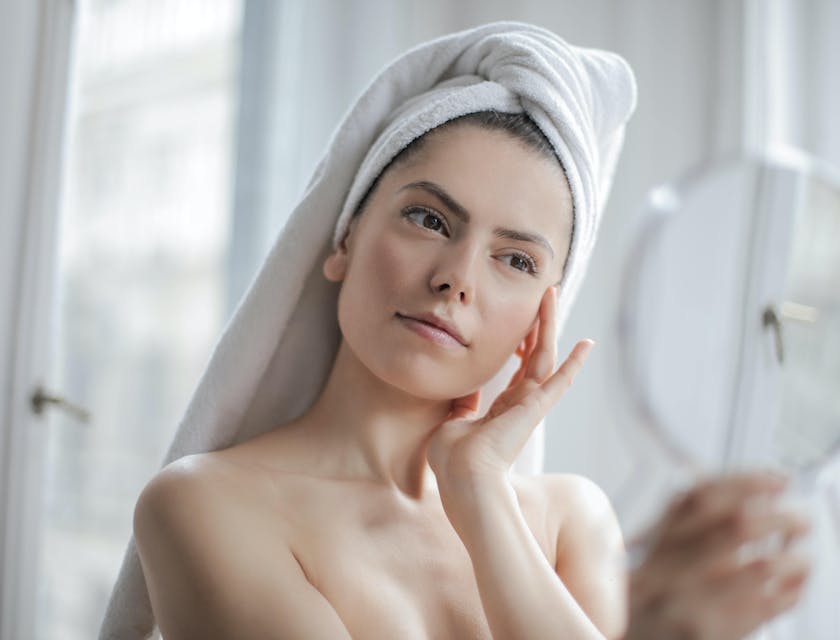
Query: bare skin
134 124 627 639
135 425 622 639
624 471 811 640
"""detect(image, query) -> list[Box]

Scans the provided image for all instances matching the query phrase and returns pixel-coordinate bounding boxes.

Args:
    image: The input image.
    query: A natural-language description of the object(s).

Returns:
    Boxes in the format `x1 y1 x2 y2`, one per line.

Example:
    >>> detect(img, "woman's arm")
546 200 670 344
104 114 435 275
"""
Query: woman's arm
550 474 627 637
440 472 624 640
134 459 353 640
424 290 622 638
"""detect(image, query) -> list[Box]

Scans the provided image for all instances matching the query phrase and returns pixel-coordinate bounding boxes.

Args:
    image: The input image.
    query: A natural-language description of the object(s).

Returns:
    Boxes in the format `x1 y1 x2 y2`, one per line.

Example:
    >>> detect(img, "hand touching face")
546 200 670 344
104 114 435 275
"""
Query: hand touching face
426 285 595 486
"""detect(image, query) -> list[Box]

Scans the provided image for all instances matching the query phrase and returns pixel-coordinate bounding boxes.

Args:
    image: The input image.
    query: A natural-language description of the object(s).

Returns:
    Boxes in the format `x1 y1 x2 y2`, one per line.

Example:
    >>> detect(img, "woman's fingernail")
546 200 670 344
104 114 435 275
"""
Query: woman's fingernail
580 340 595 358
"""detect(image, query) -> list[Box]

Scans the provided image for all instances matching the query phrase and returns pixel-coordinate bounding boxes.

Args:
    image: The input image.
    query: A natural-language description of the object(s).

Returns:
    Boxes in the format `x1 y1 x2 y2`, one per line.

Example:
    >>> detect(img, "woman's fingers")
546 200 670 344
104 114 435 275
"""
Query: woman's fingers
491 287 592 431
537 338 595 409
627 472 813 640
660 511 811 589
525 286 559 382
649 472 809 579
477 286 595 469
721 548 811 594
448 390 481 420
505 319 540 391
702 548 811 636
499 337 593 420
659 472 789 543
479 338 592 457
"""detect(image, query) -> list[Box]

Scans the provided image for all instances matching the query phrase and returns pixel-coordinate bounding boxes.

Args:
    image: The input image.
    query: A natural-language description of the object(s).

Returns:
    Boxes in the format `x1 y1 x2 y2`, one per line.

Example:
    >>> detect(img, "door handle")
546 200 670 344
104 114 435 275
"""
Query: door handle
762 305 785 365
762 301 820 365
30 384 91 424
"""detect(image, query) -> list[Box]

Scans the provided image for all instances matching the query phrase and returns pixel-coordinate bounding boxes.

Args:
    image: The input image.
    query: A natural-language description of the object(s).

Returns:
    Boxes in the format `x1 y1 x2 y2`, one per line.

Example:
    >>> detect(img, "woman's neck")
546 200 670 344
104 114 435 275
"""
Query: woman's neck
298 338 452 502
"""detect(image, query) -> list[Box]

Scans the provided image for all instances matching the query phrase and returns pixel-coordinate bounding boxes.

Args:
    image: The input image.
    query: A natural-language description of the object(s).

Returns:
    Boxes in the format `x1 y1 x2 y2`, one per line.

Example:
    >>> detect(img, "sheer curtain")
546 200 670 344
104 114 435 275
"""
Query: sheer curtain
35 2 243 638
745 0 840 166
228 0 423 313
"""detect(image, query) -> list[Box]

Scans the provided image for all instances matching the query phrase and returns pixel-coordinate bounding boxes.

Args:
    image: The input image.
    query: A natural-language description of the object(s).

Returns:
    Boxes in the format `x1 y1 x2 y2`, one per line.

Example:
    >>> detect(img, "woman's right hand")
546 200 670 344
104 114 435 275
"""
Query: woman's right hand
623 471 811 640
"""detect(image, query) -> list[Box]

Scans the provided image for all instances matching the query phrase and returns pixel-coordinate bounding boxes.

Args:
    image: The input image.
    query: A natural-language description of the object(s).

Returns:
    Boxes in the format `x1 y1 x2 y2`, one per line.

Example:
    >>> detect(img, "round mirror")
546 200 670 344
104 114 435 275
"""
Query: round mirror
618 149 840 479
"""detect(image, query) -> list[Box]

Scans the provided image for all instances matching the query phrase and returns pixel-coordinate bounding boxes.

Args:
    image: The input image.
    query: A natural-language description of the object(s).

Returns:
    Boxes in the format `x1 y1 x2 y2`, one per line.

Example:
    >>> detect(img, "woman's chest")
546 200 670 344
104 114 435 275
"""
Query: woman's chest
305 516 488 638
320 548 489 638
284 479 557 639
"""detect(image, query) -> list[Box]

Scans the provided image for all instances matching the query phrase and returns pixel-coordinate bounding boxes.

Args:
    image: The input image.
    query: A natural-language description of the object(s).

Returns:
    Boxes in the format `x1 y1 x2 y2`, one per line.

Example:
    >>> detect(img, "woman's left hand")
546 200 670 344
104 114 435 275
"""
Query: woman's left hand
426 285 595 494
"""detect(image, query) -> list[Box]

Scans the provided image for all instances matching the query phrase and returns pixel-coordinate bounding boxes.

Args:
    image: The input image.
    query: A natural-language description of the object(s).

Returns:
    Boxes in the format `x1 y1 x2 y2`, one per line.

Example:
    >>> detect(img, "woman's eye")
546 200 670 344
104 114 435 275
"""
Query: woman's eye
502 252 539 275
403 207 448 235
403 207 538 276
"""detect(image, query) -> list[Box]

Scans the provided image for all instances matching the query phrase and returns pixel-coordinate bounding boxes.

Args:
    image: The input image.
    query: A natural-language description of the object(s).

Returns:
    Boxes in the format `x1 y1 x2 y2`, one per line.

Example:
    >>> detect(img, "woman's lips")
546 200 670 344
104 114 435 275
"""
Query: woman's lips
396 314 465 348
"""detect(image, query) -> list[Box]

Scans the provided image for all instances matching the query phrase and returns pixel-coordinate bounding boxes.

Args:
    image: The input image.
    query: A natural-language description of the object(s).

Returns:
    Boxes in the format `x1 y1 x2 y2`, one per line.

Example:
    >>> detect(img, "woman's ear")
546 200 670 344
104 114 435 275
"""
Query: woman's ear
323 218 358 282
323 245 348 282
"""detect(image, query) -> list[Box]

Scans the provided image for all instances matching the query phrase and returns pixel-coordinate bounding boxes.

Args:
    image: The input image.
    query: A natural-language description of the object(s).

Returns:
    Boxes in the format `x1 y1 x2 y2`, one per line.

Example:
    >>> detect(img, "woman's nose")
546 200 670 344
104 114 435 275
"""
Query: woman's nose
428 243 480 304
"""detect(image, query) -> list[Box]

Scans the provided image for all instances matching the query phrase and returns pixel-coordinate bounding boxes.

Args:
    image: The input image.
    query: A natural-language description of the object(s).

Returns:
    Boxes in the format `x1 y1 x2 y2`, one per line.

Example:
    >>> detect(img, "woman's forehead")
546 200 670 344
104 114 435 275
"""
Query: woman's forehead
382 125 573 242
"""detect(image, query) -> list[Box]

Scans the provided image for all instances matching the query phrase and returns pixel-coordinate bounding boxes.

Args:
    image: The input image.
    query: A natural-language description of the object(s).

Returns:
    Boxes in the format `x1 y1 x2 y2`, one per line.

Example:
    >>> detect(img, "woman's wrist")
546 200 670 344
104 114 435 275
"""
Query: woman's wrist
436 470 515 537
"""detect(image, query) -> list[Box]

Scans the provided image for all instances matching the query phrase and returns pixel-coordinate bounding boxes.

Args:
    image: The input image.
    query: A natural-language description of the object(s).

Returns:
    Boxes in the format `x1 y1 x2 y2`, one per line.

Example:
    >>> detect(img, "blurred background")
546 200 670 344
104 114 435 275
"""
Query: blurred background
1 1 839 639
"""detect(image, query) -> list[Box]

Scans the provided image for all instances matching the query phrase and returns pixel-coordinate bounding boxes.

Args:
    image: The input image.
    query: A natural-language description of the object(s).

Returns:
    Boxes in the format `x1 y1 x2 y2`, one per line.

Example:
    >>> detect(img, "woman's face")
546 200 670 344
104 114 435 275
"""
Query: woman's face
324 124 574 401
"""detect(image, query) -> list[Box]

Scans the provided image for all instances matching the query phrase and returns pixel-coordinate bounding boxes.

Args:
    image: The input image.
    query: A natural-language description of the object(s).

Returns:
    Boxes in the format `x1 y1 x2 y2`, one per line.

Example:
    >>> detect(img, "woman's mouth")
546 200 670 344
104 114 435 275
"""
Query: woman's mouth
395 313 466 348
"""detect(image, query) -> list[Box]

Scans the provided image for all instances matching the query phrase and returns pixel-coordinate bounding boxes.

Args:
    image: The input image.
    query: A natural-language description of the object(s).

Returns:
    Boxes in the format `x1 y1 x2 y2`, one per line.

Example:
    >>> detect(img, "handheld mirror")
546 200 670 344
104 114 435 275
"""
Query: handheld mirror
617 150 840 482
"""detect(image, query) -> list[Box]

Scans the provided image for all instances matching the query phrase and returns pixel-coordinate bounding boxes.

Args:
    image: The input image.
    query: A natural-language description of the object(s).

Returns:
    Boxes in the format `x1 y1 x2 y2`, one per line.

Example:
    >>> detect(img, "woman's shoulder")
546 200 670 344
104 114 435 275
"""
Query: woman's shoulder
133 450 275 539
139 450 247 496
520 472 622 551
512 471 612 514
538 472 614 513
132 452 350 638
533 473 627 637
136 424 306 503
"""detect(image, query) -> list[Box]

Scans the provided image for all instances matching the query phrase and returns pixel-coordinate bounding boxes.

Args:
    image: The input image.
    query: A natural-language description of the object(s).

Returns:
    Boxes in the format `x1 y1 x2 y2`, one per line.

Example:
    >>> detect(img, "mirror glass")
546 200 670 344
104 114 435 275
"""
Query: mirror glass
774 174 840 473
618 153 840 478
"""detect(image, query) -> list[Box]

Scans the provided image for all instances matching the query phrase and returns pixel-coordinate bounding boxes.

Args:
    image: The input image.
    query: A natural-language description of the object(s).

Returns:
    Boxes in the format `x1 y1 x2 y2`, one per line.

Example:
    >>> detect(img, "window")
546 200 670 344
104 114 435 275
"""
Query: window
36 2 243 638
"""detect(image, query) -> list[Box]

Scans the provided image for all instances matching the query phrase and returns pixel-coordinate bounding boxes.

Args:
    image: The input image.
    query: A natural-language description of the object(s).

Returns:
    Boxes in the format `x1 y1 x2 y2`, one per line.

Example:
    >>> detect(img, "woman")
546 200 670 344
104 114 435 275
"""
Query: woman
102 21 809 640
135 110 624 639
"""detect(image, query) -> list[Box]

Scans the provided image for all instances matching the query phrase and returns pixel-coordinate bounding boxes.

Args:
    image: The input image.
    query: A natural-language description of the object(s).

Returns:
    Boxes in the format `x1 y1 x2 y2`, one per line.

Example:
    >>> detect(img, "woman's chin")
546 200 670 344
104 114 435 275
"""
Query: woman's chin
379 363 490 403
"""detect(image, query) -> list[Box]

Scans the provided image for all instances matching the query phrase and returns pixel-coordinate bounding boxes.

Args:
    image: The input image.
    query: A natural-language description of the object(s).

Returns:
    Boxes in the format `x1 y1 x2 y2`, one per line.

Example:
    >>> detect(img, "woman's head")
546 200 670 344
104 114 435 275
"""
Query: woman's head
323 112 574 400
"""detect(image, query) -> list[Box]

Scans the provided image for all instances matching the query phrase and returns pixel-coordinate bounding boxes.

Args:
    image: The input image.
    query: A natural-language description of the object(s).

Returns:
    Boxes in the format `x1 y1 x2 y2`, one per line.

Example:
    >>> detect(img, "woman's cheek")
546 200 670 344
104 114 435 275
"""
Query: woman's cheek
473 316 526 373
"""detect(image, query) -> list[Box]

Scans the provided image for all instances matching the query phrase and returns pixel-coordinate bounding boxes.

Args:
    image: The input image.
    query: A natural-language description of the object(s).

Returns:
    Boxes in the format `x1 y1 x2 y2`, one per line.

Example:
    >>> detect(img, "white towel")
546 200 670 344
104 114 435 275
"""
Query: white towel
99 20 637 639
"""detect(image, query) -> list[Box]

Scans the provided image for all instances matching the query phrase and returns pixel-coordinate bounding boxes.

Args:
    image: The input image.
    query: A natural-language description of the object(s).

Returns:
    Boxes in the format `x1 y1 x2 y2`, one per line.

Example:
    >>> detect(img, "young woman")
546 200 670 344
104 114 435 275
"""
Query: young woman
133 109 628 639
105 22 810 640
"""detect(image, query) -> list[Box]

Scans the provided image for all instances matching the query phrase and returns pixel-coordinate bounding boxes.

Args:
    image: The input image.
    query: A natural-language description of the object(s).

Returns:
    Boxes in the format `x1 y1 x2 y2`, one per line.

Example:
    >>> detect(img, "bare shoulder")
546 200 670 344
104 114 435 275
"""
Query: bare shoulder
534 472 628 640
135 451 261 528
540 473 616 525
535 472 624 558
134 430 306 517
133 449 289 577
133 451 353 639
509 472 616 530
137 452 225 500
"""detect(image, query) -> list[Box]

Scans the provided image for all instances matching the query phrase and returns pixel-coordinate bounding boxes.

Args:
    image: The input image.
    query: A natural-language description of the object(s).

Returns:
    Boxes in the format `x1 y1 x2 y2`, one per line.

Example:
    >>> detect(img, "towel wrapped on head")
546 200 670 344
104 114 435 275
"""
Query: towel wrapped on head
99 20 637 640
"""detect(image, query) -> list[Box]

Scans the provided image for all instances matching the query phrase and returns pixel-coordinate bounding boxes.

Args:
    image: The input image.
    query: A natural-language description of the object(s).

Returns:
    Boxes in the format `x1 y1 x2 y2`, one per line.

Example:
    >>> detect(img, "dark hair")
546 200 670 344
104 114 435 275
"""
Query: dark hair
350 110 573 283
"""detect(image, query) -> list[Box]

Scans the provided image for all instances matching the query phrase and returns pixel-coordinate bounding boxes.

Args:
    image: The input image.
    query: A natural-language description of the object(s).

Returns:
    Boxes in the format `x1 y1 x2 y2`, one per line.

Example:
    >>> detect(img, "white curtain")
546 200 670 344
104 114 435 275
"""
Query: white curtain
746 0 840 167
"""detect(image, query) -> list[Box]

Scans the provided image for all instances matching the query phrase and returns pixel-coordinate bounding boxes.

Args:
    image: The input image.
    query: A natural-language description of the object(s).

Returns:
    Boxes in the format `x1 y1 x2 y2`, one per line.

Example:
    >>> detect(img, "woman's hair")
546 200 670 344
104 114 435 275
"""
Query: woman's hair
350 110 573 283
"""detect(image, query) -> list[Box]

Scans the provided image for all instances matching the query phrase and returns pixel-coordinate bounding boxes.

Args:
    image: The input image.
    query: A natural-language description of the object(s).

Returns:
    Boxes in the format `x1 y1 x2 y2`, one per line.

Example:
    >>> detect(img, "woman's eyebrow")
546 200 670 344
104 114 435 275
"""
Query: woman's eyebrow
397 180 555 259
